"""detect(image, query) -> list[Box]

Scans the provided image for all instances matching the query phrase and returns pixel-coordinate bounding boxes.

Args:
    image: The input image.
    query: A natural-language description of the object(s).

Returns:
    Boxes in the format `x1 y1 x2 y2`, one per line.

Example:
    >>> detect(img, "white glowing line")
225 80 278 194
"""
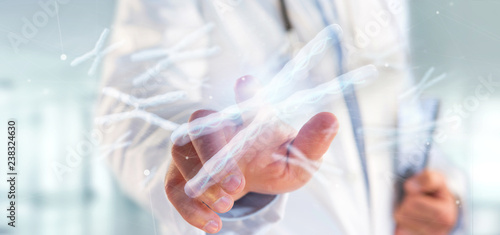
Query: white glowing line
95 109 179 131
102 87 186 108
276 65 377 118
262 25 344 103
131 23 215 62
97 131 132 160
130 23 217 86
399 67 447 101
132 47 220 86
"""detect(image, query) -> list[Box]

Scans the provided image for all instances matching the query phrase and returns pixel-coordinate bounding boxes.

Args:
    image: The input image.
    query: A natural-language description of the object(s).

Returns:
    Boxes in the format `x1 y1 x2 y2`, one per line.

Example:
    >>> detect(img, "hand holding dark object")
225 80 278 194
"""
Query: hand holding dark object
394 170 458 235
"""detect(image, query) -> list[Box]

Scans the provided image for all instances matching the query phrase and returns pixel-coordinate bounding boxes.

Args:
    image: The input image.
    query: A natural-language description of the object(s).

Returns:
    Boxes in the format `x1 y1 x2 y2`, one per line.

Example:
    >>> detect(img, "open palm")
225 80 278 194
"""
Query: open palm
165 75 339 234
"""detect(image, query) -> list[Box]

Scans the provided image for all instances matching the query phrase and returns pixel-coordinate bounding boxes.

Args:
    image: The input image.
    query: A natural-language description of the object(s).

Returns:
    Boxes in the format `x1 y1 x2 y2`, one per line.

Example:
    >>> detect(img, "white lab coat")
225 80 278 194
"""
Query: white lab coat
96 0 466 234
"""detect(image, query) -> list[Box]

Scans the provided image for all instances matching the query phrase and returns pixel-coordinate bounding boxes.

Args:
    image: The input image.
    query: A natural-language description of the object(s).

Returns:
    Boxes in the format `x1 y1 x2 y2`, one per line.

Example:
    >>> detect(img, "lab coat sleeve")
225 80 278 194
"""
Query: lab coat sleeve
96 1 288 234
218 194 288 235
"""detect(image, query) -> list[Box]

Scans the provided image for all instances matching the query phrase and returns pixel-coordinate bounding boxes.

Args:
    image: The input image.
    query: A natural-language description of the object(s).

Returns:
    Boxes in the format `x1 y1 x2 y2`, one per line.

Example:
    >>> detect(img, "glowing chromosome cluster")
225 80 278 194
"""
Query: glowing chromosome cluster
168 24 380 198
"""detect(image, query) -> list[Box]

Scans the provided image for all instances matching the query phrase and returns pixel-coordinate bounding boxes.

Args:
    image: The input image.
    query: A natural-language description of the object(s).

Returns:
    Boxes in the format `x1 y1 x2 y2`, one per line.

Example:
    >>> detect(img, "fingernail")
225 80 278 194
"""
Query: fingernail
203 220 219 233
213 196 232 212
222 175 242 193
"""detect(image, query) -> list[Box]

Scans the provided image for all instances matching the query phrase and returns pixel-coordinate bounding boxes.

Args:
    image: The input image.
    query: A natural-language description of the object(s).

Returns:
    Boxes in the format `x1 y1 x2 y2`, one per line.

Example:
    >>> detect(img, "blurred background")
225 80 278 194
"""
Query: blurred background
0 0 498 234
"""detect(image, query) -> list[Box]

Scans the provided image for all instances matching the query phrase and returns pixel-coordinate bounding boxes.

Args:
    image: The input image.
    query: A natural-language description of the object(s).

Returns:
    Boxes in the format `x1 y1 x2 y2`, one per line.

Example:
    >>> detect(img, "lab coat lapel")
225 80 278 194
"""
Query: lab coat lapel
356 66 401 235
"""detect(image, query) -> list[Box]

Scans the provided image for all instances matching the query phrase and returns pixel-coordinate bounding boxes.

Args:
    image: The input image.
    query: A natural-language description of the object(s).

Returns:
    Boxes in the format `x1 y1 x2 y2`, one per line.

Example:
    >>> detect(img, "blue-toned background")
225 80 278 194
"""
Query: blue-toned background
1 0 499 234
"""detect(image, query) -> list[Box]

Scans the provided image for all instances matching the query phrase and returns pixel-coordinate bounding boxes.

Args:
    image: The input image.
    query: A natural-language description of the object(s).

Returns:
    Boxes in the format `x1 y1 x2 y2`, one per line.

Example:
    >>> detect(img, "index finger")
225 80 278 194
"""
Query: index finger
188 110 229 163
186 110 246 197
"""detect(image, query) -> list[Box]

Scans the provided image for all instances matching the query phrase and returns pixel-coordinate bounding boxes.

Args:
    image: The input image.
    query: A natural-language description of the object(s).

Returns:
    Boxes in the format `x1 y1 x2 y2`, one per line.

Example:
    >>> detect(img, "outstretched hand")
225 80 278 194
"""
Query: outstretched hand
165 76 339 233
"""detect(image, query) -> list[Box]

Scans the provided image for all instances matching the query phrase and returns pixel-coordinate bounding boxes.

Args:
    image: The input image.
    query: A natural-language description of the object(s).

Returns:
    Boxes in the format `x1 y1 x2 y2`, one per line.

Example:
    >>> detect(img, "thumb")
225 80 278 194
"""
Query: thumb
284 112 338 183
292 112 339 161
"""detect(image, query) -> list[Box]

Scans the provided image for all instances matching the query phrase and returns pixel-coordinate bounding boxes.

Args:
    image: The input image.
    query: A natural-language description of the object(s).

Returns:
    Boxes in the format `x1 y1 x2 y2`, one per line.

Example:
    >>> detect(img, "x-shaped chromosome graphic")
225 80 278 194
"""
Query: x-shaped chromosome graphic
70 28 125 75
95 87 186 131
131 23 219 87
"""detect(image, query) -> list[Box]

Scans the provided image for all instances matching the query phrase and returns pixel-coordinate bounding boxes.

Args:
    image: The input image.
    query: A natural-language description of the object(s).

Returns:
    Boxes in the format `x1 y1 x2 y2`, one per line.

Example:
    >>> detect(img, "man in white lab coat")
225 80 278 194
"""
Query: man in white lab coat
97 0 466 234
